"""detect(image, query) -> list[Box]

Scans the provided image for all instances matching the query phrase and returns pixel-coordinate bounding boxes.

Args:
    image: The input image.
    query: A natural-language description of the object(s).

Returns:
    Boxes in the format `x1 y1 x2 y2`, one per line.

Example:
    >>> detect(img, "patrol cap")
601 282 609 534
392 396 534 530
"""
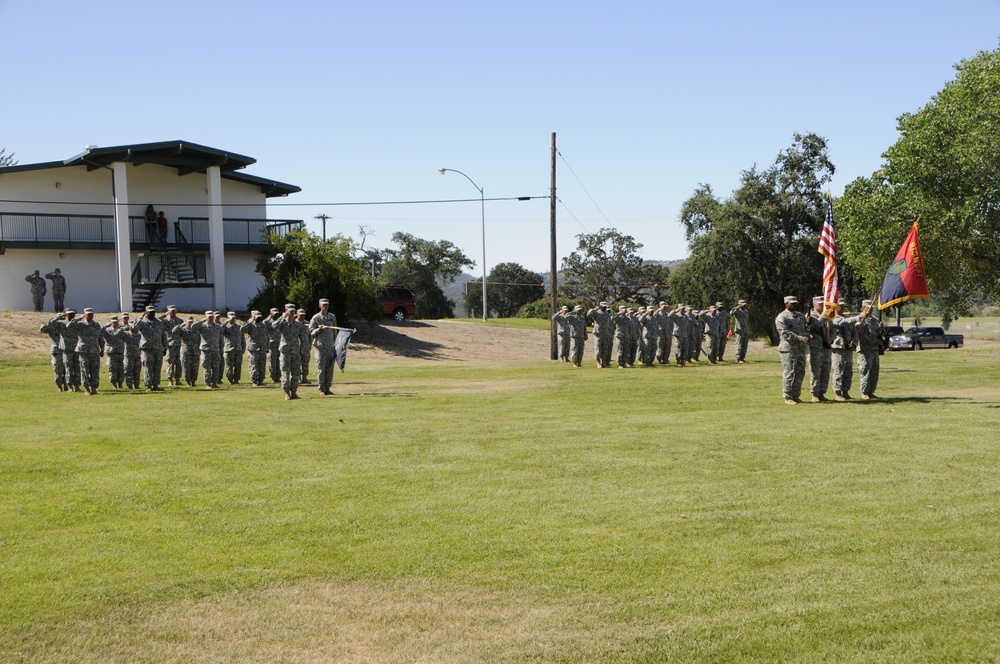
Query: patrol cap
109 315 119 322
862 299 873 308
186 316 194 321
574 305 583 311
227 312 236 318
627 307 635 313
738 299 747 305
204 310 214 316
167 305 177 311
269 308 280 314
145 305 156 312
619 305 627 311
296 309 306 315
716 301 724 307
784 296 798 304
659 301 667 306
560 305 569 311
812 296 824 304
709 305 717 311
599 301 608 307
83 307 94 314
284 303 296 310
120 312 129 317
319 298 330 305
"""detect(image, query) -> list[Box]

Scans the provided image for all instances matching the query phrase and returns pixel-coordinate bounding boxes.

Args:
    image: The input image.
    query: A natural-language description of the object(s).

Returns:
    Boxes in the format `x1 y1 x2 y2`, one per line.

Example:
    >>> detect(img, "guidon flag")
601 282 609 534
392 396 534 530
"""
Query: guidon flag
877 221 930 309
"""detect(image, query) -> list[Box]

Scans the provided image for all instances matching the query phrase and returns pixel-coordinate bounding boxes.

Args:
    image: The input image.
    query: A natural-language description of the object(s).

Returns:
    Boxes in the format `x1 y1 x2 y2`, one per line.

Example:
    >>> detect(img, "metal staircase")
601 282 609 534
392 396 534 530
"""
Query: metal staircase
130 228 207 311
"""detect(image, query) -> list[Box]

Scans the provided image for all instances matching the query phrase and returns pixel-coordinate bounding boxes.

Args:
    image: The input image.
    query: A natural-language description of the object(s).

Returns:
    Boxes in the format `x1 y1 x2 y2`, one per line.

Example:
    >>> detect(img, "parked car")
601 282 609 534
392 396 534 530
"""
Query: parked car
888 326 964 351
880 325 904 353
379 286 416 321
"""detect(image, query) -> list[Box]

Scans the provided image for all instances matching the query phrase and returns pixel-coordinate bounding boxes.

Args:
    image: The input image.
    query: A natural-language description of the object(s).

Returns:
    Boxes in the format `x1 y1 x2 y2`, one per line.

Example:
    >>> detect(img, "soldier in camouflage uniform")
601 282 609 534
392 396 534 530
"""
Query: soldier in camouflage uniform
221 312 245 385
132 306 169 391
120 313 142 389
552 305 571 362
25 270 46 312
39 315 67 391
192 311 223 389
855 300 882 399
831 300 871 401
775 295 810 404
309 298 339 395
67 308 105 395
241 311 270 386
611 306 630 368
654 302 672 364
45 268 67 312
267 308 282 383
101 316 126 389
173 317 201 387
638 306 656 366
730 300 751 363
687 306 703 363
271 304 304 399
715 302 729 361
160 305 184 386
567 305 588 367
586 302 613 368
668 304 689 366
50 309 82 391
296 309 312 384
699 306 721 364
806 296 834 402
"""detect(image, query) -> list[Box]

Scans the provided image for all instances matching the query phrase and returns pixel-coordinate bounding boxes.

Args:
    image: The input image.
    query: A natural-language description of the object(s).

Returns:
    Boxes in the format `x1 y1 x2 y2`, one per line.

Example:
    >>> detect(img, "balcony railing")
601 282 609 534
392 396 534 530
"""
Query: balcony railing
0 212 302 251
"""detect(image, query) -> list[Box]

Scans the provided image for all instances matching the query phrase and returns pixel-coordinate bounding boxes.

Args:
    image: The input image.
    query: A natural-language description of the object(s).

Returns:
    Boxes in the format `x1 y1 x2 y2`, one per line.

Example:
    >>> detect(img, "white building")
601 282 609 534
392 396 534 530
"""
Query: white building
0 140 301 312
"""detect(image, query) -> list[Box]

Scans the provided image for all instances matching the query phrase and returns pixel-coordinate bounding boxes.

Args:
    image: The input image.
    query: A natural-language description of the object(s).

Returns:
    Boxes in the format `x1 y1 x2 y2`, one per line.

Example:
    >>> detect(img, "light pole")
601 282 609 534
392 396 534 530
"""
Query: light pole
439 167 487 321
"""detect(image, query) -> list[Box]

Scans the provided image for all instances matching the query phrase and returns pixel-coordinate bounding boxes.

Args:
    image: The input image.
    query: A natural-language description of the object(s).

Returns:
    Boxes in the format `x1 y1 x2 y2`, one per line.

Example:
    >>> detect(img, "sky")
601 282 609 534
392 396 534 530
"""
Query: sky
3 0 999 277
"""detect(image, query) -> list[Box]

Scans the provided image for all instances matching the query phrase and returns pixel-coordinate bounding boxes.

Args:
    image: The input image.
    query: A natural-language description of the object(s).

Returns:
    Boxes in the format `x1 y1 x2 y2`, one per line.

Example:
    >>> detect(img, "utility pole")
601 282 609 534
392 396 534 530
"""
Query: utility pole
550 132 558 360
314 213 331 241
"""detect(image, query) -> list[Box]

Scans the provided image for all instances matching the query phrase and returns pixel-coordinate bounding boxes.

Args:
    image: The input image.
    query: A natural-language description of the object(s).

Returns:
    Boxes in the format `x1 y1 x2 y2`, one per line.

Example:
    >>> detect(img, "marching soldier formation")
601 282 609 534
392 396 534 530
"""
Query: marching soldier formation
37 298 351 400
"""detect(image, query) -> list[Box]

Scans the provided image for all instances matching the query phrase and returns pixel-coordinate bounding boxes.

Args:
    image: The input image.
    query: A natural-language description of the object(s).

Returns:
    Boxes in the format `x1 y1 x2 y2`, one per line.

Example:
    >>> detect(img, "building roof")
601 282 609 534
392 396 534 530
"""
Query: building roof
0 140 301 198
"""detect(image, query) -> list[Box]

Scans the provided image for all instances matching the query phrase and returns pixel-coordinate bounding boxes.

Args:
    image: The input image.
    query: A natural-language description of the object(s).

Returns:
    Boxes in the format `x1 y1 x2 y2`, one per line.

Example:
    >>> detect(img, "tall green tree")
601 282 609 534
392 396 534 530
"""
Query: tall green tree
380 232 474 319
838 44 1000 313
249 230 380 323
560 228 670 306
466 262 545 318
671 133 841 342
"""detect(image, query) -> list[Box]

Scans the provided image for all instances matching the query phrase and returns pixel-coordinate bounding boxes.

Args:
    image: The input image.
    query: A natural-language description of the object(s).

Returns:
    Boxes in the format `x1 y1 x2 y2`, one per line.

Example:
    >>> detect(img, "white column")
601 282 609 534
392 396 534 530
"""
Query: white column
112 162 132 312
207 165 226 310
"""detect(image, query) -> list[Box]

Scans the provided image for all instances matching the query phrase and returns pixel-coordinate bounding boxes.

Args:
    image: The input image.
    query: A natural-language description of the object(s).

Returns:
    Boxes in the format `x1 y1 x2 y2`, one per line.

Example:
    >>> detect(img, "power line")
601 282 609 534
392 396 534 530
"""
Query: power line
0 195 551 208
557 149 614 227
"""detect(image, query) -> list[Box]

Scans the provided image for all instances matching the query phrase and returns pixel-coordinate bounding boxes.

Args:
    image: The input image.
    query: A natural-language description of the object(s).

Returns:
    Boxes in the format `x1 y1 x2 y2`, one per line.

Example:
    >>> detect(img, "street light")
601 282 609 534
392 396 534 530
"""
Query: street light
439 167 487 321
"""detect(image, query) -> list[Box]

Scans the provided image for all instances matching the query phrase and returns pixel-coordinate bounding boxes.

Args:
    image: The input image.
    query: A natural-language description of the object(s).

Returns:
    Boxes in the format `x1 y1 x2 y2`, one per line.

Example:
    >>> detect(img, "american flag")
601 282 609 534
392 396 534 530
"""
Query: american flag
818 195 839 318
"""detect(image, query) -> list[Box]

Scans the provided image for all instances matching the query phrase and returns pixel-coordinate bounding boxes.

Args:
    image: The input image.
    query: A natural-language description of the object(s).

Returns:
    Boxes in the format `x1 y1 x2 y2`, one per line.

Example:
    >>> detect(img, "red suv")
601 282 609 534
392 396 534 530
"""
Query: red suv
379 286 417 321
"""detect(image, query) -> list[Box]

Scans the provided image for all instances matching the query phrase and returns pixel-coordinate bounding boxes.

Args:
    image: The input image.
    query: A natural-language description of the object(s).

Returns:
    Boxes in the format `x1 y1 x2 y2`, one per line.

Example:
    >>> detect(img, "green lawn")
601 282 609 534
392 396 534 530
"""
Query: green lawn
2 340 1000 662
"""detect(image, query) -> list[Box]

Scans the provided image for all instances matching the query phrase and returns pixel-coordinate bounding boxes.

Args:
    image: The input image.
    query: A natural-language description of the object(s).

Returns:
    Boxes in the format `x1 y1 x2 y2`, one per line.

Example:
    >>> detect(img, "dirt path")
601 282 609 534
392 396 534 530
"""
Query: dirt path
0 311 552 362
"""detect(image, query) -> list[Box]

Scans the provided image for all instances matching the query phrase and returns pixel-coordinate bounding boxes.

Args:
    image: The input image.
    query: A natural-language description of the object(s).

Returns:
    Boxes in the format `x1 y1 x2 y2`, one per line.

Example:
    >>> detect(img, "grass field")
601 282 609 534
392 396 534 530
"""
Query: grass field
2 328 1000 662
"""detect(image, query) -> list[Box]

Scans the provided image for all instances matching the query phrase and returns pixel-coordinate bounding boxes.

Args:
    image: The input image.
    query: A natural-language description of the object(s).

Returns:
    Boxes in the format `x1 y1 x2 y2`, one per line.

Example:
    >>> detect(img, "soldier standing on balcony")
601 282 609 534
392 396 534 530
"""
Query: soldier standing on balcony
45 268 67 312
25 270 46 312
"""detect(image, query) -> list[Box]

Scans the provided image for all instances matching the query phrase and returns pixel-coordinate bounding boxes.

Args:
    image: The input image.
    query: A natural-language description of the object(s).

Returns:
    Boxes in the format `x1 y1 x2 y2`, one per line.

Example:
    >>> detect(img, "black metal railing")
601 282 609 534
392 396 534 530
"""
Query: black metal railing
0 212 302 250
132 252 208 283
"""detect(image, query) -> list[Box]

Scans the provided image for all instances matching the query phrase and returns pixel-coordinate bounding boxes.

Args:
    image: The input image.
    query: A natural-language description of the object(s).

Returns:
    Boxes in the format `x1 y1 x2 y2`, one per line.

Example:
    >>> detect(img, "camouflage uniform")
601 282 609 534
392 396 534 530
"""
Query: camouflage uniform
627 311 641 366
831 308 862 399
552 309 571 361
668 307 688 366
654 306 672 364
586 304 613 368
267 312 281 383
775 299 809 402
856 306 882 398
160 311 184 385
133 313 168 390
121 321 142 389
687 309 703 362
45 271 66 312
241 315 270 386
173 321 202 386
271 314 304 398
567 308 588 366
309 309 338 394
221 317 245 384
67 316 105 394
25 272 46 312
296 312 312 383
715 302 729 361
191 317 222 388
730 304 751 363
52 314 82 390
101 323 126 388
611 308 631 368
699 308 721 364
638 310 656 366
39 318 67 391
806 303 834 401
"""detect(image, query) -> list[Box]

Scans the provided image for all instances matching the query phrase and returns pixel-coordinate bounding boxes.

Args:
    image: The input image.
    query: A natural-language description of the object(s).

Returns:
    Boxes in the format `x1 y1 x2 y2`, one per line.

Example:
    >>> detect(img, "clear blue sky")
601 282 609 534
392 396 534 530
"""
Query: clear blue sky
3 0 998 275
